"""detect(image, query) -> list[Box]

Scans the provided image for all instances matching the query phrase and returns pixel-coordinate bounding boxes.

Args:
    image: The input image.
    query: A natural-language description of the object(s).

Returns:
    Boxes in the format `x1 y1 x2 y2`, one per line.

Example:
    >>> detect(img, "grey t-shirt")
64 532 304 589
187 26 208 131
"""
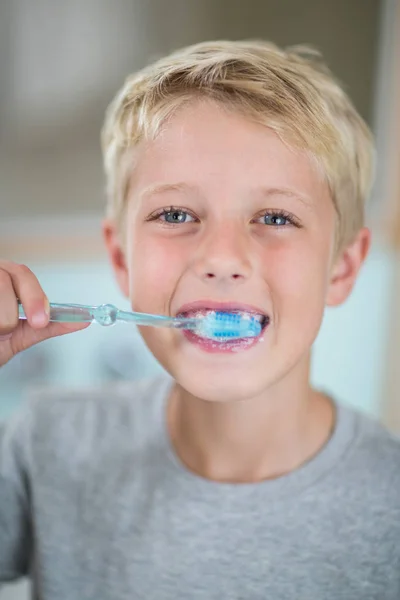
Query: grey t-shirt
0 375 400 600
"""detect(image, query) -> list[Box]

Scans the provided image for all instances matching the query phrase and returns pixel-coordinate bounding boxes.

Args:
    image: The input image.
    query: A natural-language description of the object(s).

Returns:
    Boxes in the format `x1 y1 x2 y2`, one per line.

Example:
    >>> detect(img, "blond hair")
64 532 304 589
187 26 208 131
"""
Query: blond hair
101 40 374 255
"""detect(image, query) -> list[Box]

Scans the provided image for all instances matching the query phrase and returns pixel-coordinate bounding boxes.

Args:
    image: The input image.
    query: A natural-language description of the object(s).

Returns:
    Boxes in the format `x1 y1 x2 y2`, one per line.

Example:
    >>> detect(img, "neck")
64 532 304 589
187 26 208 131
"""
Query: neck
167 354 334 483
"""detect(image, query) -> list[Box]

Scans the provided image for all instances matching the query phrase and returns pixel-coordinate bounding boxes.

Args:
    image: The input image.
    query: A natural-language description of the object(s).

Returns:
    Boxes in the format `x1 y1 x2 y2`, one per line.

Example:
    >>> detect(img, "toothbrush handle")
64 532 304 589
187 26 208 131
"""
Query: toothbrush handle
18 302 94 323
115 309 197 330
18 302 197 330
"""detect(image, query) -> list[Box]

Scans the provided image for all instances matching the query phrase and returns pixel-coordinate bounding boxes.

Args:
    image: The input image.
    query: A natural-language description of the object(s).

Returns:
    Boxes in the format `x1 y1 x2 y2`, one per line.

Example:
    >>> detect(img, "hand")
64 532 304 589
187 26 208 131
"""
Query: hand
0 261 90 367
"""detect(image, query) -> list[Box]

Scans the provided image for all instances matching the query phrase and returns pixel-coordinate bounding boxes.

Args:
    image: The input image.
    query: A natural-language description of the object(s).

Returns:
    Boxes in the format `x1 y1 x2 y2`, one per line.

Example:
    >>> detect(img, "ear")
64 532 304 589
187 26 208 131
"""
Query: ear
102 218 130 298
326 227 372 307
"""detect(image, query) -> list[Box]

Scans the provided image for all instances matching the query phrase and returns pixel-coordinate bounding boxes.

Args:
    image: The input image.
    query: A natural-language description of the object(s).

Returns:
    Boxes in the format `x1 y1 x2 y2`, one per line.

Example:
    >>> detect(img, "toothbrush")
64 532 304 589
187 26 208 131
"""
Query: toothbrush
18 302 262 341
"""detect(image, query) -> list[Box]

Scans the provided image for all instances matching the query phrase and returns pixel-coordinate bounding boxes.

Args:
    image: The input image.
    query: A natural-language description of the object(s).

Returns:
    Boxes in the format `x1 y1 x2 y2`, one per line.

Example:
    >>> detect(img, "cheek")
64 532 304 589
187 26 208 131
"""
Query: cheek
128 233 185 310
265 235 331 308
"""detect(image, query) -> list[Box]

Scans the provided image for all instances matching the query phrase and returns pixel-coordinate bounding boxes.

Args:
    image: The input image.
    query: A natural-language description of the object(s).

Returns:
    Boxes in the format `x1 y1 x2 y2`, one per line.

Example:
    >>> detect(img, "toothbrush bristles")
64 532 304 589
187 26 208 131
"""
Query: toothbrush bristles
197 310 262 341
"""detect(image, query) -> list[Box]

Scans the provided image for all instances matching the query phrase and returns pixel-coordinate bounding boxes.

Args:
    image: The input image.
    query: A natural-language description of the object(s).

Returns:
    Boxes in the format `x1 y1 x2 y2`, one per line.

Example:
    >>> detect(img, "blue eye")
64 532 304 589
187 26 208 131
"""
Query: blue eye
255 210 299 227
264 213 289 226
148 208 197 224
163 210 193 223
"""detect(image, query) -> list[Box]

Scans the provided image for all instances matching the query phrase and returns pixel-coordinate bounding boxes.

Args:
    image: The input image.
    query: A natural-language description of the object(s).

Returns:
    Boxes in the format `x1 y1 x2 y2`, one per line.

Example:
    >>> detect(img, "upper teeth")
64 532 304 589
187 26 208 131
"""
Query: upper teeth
227 311 266 324
252 314 265 323
188 309 266 323
181 309 267 323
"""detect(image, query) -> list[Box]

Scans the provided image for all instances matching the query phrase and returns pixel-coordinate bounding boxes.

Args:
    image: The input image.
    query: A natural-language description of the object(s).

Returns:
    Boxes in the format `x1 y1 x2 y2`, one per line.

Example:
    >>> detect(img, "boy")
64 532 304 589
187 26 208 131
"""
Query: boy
1 40 400 600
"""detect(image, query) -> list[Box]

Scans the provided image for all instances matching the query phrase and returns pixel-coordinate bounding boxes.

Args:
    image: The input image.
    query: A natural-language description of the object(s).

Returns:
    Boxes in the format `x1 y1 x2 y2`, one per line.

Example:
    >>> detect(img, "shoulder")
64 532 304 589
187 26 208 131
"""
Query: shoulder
26 374 171 425
9 374 172 466
351 407 400 464
341 403 400 499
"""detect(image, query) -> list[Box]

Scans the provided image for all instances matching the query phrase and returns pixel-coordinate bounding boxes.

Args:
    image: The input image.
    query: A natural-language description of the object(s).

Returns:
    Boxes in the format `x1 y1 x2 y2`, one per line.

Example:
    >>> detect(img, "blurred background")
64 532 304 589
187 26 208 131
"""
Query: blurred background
0 0 399 597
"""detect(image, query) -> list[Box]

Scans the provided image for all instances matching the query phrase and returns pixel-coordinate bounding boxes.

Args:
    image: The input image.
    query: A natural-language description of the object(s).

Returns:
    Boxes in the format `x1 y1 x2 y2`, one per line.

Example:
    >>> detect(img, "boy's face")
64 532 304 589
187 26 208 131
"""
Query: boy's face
104 101 370 402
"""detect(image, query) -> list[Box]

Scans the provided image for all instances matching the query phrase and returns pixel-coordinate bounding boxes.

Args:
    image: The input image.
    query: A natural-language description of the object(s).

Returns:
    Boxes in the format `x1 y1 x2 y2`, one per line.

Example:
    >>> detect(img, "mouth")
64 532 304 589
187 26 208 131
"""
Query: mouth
176 300 270 353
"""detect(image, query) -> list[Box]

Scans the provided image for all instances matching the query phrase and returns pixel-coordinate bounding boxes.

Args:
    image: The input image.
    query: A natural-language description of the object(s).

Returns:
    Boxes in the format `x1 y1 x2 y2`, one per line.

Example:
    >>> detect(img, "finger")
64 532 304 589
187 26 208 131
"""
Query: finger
7 319 91 358
0 262 49 330
0 268 21 335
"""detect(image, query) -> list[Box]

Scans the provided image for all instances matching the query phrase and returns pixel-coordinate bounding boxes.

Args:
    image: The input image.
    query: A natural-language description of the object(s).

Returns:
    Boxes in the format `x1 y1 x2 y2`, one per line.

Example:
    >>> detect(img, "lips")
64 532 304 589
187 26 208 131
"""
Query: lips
175 300 270 353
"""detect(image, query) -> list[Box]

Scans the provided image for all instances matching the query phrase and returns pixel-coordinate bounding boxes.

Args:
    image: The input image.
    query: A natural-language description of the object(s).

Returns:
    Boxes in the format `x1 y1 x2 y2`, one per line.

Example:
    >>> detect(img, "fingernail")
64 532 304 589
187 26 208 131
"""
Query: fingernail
0 333 12 341
44 297 50 317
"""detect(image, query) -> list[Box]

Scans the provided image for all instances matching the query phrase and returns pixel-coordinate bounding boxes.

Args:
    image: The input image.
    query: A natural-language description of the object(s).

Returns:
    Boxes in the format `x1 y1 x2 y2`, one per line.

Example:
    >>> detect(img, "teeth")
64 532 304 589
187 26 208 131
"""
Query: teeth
181 309 268 325
252 314 265 323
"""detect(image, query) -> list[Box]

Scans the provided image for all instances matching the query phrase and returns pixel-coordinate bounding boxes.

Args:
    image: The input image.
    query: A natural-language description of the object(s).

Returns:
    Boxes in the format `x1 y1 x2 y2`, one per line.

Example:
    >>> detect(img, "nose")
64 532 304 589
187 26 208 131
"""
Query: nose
193 222 252 284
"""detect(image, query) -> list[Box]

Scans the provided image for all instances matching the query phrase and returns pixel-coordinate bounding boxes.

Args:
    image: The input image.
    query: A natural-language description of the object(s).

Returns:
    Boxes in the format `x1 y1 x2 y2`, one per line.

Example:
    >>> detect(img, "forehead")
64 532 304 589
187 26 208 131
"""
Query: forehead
129 100 329 203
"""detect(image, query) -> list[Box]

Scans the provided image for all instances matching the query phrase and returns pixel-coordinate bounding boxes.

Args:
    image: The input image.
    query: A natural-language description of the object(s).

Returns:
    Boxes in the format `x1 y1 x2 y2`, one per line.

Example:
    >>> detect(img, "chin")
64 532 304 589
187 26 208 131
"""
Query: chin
171 364 270 403
140 327 305 403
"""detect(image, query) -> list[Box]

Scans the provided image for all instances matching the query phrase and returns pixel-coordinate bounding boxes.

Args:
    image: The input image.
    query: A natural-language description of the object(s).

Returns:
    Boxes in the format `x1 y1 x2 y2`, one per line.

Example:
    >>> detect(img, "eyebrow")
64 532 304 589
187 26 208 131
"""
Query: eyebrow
257 187 314 210
139 182 314 209
139 182 197 201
